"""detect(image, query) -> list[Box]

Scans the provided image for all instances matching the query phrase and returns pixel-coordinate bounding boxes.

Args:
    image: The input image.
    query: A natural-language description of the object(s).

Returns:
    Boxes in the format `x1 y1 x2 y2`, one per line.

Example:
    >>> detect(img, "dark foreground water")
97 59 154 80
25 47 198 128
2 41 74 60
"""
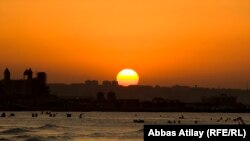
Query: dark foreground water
0 112 249 141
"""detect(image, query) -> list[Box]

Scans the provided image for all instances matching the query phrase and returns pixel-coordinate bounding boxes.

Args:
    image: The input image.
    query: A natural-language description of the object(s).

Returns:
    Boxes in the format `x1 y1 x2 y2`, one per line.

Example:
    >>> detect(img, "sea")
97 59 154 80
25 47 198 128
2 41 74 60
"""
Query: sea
0 112 249 141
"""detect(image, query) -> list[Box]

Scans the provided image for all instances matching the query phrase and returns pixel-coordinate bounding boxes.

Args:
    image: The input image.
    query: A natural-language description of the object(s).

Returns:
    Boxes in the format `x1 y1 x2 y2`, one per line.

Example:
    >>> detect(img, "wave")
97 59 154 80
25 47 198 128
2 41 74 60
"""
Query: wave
87 132 117 138
1 128 30 134
85 129 144 139
37 124 62 130
120 129 144 139
14 133 72 141
0 138 10 141
25 137 44 141
48 135 72 140
15 135 30 139
135 128 144 133
23 135 72 141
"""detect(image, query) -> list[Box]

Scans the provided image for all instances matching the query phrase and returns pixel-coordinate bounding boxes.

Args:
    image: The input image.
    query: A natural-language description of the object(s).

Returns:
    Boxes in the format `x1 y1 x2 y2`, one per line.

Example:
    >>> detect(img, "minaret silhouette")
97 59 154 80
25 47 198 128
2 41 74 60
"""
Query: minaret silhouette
28 68 33 80
23 68 33 80
4 68 10 81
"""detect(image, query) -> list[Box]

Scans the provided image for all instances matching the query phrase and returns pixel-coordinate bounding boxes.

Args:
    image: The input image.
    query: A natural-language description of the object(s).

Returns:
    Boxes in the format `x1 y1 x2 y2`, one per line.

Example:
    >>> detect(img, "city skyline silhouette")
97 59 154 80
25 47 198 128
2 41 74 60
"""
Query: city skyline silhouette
1 0 250 89
0 68 249 110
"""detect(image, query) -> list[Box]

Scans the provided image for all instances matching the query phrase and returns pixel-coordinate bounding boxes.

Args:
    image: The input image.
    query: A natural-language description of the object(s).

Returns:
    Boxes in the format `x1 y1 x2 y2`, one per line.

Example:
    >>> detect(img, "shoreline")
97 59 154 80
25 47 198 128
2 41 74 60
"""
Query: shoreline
1 109 250 113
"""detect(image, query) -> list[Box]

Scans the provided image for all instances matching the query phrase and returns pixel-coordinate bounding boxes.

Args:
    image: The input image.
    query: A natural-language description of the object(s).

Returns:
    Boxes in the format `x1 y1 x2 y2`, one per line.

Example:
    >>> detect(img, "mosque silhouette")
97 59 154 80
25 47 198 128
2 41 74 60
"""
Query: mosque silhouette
0 68 49 95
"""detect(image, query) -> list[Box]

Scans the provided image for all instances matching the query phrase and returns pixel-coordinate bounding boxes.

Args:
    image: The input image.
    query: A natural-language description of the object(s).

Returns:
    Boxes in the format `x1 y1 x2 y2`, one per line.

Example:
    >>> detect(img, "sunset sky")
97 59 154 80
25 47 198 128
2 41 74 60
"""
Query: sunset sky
0 0 250 89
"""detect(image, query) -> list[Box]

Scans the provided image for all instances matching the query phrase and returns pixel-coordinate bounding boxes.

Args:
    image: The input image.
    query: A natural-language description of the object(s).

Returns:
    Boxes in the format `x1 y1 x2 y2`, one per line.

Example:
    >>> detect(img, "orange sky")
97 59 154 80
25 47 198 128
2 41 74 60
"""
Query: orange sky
0 0 250 89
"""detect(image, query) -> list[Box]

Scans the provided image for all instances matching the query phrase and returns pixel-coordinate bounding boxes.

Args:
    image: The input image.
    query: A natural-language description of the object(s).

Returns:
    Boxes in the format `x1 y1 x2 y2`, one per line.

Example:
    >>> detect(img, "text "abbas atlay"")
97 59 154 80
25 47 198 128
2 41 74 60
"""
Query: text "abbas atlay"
148 129 204 138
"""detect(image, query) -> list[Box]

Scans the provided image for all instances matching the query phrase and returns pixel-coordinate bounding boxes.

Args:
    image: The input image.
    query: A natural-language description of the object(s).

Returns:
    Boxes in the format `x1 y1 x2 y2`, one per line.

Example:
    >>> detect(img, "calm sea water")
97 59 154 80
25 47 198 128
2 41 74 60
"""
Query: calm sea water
0 112 249 141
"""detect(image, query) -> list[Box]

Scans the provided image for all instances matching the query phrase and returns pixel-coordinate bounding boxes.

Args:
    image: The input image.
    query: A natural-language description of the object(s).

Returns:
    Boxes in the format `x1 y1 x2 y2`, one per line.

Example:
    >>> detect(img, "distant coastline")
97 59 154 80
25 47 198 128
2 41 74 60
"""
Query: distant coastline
1 68 250 113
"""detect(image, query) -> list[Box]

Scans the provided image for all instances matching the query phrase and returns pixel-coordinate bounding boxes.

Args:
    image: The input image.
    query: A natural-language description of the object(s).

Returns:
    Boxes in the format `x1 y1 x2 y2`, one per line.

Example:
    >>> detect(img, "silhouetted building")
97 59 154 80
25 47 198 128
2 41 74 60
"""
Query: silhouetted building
23 68 33 80
97 92 106 102
107 91 117 102
152 97 166 104
102 81 112 88
112 81 118 87
118 99 140 109
85 80 99 86
0 68 49 95
4 68 10 81
202 94 237 105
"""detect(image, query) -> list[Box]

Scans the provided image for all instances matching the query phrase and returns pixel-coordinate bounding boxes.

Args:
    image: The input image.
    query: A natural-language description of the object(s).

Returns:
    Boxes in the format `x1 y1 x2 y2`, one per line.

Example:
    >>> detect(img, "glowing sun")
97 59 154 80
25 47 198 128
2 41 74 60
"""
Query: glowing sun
116 69 139 86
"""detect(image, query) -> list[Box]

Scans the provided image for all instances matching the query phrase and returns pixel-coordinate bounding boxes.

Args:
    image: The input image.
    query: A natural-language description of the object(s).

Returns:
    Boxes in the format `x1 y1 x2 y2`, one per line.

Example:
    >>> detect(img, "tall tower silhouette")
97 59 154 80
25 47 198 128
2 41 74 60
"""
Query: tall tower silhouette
28 68 33 80
23 68 33 80
4 68 10 81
